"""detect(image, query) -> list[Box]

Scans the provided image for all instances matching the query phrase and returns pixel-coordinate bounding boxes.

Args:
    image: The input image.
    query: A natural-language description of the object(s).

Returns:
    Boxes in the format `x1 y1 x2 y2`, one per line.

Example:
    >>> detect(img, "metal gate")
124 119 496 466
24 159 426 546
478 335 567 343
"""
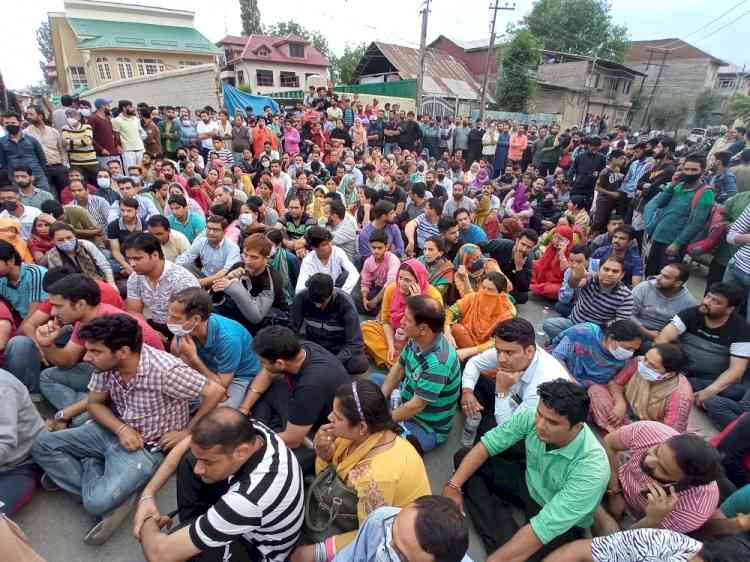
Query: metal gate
421 96 456 119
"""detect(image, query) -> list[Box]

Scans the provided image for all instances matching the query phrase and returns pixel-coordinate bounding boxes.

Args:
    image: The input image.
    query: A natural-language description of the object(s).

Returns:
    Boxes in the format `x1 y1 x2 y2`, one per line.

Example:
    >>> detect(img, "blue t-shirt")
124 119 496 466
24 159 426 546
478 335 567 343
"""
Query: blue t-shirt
168 211 206 243
590 243 643 286
459 224 488 245
194 314 260 381
0 263 47 317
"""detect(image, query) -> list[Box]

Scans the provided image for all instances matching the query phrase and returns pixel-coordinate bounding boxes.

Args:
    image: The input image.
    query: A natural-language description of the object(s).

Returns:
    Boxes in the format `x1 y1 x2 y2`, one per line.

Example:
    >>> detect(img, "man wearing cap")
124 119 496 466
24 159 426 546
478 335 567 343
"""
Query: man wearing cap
88 98 121 169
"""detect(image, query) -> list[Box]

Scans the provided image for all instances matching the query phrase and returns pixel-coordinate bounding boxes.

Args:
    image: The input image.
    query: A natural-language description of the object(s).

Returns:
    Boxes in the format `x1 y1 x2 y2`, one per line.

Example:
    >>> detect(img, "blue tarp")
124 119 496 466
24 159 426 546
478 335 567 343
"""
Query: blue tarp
222 83 280 117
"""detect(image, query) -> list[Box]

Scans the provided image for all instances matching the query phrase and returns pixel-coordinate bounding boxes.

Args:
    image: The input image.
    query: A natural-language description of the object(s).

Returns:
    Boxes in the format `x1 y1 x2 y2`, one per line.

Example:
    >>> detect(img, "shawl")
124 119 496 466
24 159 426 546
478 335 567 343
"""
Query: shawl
623 360 681 423
0 219 34 263
27 217 55 258
551 322 627 387
419 255 454 295
532 225 573 286
456 290 516 344
268 247 294 306
388 259 430 330
474 193 492 227
326 432 388 481
511 182 530 214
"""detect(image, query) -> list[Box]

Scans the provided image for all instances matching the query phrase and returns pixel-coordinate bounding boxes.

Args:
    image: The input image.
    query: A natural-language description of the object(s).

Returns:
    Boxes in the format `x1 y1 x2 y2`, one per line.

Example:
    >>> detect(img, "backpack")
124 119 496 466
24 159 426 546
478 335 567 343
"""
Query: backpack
684 185 726 256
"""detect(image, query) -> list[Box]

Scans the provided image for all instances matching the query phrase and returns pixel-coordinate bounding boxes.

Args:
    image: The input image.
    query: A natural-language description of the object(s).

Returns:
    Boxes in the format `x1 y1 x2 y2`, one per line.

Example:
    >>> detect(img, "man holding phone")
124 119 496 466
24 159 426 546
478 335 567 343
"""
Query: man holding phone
598 421 721 535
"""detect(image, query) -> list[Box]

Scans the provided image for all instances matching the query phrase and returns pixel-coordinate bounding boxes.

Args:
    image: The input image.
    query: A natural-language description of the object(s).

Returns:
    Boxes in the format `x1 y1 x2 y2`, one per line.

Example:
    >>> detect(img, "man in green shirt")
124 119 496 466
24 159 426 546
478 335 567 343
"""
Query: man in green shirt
380 294 461 453
443 379 609 562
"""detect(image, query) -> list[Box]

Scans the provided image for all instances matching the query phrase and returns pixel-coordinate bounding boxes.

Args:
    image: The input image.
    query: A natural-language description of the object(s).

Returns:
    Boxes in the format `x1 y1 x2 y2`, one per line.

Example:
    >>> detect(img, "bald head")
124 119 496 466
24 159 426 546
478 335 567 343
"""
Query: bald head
191 407 258 453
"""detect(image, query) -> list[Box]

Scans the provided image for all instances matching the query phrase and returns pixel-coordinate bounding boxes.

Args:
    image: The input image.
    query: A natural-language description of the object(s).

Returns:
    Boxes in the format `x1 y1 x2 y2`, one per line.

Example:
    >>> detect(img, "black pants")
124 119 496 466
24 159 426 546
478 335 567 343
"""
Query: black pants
689 377 750 430
45 163 69 198
176 453 264 562
645 241 685 278
705 259 727 295
454 446 584 560
718 412 750 489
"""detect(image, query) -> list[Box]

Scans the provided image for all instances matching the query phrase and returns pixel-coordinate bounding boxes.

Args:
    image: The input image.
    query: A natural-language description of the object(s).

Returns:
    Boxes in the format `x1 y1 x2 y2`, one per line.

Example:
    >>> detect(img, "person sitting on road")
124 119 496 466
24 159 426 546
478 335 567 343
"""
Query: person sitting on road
296 226 359 296
358 228 401 316
46 221 116 288
176 214 240 288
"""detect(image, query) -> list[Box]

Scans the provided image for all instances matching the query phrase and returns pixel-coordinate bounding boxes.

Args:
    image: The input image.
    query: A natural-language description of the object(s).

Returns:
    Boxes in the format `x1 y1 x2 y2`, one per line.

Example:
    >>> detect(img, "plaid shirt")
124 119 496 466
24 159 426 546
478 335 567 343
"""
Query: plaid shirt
88 344 206 443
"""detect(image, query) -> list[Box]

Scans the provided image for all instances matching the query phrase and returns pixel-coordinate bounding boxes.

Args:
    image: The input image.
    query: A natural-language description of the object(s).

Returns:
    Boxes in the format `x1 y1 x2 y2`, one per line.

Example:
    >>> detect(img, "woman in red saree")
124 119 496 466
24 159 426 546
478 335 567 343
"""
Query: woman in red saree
530 224 573 300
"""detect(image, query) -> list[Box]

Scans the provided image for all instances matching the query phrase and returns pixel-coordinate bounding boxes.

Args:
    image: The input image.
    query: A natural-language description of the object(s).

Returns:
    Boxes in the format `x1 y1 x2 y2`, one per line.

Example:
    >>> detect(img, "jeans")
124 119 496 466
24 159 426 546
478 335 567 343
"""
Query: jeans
723 260 750 322
717 413 750 488
383 142 399 156
692 377 750 430
31 422 163 517
0 462 40 515
542 317 574 342
4 336 42 392
39 363 94 426
224 378 250 409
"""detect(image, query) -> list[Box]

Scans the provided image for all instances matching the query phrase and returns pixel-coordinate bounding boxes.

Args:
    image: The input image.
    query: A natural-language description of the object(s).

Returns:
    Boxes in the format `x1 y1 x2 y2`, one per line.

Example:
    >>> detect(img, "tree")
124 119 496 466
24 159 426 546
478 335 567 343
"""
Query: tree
648 97 690 132
725 94 750 126
239 0 262 35
523 0 629 62
264 20 331 61
496 30 541 113
331 43 367 84
36 20 54 80
693 89 723 126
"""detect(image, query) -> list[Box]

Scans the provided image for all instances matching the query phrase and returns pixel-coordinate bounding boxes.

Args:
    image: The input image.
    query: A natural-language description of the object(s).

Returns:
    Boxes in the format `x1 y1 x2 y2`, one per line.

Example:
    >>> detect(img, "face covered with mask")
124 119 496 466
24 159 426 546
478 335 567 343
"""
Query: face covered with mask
680 159 704 185
166 301 200 337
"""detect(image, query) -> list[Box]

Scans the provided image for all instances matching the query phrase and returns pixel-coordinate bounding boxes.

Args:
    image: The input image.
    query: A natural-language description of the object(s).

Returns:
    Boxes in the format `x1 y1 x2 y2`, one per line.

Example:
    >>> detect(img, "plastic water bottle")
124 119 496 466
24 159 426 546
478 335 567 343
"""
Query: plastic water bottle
537 306 550 337
390 389 402 412
461 412 482 447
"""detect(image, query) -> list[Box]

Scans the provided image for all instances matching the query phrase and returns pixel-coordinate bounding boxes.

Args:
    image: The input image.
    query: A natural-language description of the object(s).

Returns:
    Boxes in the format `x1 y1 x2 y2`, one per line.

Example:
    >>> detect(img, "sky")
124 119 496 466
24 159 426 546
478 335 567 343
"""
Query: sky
2 0 749 89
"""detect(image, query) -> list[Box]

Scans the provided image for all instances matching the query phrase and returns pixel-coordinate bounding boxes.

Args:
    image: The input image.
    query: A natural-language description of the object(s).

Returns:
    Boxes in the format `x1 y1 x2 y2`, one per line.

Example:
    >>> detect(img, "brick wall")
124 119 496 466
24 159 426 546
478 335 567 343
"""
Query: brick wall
537 61 589 89
81 65 220 110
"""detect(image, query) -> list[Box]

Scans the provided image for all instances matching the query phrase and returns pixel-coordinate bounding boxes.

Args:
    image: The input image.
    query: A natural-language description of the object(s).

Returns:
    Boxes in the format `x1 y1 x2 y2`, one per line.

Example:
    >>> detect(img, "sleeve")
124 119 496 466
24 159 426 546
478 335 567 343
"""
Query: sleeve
162 362 207 400
379 285 394 324
106 220 119 240
550 332 575 371
31 136 47 168
126 274 142 302
0 389 20 458
512 258 533 293
529 453 609 544
143 197 160 219
176 238 202 267
290 292 305 333
662 376 693 434
83 241 113 281
462 348 497 390
223 242 241 269
480 407 534 456
295 256 314 294
385 254 400 284
360 258 373 293
340 251 360 295
411 362 448 404
288 380 328 427
224 279 273 325
615 290 634 320
337 294 363 363
727 204 750 244
671 308 694 335
107 202 119 224
388 224 404 257
189 491 263 550
87 371 109 393
617 421 675 451
676 190 714 246
631 282 645 320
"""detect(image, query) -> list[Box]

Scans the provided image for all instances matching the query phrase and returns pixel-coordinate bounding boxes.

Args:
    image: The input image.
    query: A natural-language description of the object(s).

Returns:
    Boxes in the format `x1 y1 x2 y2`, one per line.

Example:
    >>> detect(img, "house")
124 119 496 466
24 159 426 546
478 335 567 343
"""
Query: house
216 34 329 95
716 65 750 113
533 50 645 128
625 39 727 126
354 41 488 118
48 0 221 96
428 35 504 88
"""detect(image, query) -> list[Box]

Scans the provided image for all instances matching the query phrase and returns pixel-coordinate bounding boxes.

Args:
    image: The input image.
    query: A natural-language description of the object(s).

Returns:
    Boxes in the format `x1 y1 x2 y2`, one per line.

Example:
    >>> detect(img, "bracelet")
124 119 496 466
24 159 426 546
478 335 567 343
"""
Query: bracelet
446 480 463 494
139 495 155 503
116 423 129 435
248 387 263 395
606 488 622 496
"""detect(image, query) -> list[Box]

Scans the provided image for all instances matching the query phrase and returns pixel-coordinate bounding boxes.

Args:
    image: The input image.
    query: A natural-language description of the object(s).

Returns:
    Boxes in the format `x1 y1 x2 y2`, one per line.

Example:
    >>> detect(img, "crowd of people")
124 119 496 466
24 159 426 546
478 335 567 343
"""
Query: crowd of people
0 87 749 562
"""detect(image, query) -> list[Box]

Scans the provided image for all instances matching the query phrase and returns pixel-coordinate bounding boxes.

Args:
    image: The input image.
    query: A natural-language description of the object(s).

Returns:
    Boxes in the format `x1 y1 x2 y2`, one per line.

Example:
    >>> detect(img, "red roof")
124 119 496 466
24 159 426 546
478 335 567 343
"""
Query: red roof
217 34 329 68
626 39 727 65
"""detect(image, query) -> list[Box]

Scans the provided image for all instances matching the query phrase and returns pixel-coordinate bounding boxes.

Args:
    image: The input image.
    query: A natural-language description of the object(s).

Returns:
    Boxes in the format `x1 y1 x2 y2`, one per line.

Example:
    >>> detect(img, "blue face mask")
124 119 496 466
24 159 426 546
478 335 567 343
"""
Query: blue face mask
610 345 634 361
55 240 77 253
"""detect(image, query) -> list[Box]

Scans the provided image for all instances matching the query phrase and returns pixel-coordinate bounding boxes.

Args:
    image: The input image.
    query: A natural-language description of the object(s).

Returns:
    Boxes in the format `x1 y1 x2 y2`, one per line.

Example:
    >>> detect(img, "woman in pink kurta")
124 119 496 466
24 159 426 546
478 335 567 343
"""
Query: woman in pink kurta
508 128 528 163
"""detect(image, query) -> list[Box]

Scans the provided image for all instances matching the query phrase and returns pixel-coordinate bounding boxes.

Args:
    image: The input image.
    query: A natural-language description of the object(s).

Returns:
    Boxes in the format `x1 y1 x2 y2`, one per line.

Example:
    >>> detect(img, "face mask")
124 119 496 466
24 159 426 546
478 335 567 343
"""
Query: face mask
66 118 79 127
80 108 91 117
638 359 667 382
682 173 702 184
167 322 193 337
239 213 254 226
610 345 634 361
4 124 19 135
55 240 77 253
97 177 111 189
344 164 353 172
2 201 18 213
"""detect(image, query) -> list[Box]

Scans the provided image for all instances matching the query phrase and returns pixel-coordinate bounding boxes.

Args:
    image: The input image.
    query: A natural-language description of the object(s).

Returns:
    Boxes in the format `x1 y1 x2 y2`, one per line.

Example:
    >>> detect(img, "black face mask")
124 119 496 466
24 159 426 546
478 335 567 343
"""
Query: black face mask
5 124 19 135
2 201 18 212
682 172 702 184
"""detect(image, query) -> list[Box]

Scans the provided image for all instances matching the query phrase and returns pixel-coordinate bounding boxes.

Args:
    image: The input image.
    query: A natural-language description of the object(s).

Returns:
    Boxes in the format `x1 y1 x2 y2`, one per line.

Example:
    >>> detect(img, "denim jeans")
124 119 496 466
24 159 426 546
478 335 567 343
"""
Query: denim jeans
40 363 95 426
224 378 250 409
31 422 164 517
723 260 750 322
383 142 399 156
542 317 574 342
4 336 42 392
368 373 439 452
692 377 750 430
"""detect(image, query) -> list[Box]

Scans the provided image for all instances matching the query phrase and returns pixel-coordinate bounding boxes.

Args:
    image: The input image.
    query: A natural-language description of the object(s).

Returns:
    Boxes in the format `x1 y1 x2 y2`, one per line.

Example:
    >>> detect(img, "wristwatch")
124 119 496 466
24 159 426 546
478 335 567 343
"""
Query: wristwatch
54 409 67 421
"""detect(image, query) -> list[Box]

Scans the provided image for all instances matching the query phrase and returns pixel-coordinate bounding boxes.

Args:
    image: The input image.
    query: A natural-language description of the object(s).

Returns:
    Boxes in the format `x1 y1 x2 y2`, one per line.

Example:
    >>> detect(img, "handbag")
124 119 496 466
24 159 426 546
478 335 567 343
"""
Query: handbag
303 464 358 543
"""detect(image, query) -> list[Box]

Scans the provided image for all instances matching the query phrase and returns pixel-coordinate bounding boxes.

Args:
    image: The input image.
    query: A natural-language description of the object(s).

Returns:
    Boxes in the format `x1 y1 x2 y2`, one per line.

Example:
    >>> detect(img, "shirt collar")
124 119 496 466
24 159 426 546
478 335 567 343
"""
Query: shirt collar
522 348 541 382
542 424 588 460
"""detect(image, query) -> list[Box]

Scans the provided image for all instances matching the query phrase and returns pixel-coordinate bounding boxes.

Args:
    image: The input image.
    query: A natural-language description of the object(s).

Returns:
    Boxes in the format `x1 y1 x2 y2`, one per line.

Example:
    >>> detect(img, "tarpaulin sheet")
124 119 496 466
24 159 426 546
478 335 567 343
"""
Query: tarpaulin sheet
222 83 280 116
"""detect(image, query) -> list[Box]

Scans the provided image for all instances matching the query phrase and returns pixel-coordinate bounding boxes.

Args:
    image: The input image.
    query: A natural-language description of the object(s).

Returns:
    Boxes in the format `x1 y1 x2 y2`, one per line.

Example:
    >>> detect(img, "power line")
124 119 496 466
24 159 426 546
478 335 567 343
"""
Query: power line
690 7 750 44
656 0 747 50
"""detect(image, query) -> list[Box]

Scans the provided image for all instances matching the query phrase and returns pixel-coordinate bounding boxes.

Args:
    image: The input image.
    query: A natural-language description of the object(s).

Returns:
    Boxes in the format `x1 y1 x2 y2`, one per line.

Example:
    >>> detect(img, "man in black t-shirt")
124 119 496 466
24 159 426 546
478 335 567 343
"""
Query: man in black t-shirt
240 325 349 473
656 282 750 429
481 229 538 304
591 149 625 234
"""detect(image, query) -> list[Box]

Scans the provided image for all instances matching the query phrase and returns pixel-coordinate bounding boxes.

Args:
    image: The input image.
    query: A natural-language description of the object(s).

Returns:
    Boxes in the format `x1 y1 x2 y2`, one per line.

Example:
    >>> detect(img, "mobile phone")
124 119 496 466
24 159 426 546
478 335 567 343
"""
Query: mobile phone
640 482 676 498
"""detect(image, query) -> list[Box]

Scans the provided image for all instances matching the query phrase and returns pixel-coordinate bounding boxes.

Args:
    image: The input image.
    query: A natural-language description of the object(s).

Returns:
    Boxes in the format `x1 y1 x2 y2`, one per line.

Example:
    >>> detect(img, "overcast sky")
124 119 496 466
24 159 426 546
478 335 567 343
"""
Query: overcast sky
2 0 748 89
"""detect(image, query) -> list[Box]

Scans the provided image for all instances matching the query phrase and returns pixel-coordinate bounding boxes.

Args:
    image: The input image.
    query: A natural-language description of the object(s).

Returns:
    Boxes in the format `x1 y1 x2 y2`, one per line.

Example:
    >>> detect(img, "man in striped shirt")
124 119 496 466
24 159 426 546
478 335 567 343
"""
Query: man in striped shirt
599 421 721 535
405 197 442 256
136 408 303 562
61 109 99 186
543 256 634 341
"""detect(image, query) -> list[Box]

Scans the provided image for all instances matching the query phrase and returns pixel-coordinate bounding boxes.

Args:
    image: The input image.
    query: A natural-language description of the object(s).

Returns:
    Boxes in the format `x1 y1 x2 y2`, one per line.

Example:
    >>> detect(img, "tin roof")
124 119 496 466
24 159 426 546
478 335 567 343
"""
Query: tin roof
217 34 329 68
626 39 727 66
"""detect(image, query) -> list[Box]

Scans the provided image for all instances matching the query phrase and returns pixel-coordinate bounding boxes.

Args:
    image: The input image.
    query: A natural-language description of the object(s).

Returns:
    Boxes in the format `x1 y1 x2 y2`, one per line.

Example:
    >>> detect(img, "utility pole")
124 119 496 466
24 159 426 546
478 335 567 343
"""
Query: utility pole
415 0 431 115
641 48 669 130
581 43 604 129
479 1 516 121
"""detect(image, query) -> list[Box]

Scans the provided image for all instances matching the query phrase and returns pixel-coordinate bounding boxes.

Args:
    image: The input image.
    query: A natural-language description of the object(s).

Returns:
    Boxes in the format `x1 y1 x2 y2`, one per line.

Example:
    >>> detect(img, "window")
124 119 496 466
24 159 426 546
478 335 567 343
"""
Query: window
256 69 274 86
592 73 600 88
68 66 87 89
117 57 134 79
280 71 299 88
257 46 270 57
719 79 735 89
96 57 112 81
289 43 305 58
179 60 203 69
237 70 245 85
137 58 165 76
622 80 632 95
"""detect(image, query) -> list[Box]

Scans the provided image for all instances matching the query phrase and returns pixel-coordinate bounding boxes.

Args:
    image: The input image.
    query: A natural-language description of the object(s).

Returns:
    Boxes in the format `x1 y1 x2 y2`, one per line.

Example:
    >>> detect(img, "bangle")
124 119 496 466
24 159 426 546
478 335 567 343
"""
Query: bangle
139 495 155 503
248 387 263 395
446 480 463 494
606 488 622 496
116 423 129 435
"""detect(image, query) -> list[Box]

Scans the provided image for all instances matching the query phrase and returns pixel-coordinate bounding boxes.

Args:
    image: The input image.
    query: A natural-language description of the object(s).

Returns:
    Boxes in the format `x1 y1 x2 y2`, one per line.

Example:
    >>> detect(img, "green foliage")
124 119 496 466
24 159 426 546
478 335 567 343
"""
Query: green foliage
648 97 690 131
331 43 367 84
523 0 629 62
239 0 262 36
496 30 541 112
36 20 54 79
693 89 723 126
264 20 331 61
725 94 750 126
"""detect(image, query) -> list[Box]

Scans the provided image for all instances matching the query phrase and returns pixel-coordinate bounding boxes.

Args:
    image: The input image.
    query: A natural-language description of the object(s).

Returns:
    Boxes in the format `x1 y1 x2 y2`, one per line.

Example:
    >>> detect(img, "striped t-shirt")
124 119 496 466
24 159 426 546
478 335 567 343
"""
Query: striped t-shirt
0 263 47 317
61 124 98 166
399 334 461 443
728 202 750 273
189 421 304 561
592 528 702 562
569 273 634 327
414 213 440 249
616 421 719 533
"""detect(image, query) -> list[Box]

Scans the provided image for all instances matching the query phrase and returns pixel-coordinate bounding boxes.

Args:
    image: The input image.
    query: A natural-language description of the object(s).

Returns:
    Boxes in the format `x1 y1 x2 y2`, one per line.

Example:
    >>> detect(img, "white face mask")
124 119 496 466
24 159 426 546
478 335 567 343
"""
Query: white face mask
610 345 634 361
167 322 193 337
97 177 110 189
239 213 254 226
66 117 79 127
638 359 667 382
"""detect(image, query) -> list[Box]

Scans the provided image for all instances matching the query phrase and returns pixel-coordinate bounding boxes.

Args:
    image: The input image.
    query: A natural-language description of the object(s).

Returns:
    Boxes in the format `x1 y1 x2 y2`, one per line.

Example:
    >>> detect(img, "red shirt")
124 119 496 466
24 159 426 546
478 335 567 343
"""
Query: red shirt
70 304 164 350
60 183 97 205
38 281 124 315
0 301 17 364
87 113 119 156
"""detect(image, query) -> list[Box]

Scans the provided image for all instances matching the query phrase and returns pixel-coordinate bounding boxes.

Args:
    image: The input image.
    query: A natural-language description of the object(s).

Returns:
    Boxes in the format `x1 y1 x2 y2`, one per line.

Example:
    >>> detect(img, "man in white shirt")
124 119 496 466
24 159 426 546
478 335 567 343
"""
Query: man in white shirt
111 100 144 168
196 110 219 154
461 317 570 432
176 215 240 288
295 226 359 295
0 185 42 240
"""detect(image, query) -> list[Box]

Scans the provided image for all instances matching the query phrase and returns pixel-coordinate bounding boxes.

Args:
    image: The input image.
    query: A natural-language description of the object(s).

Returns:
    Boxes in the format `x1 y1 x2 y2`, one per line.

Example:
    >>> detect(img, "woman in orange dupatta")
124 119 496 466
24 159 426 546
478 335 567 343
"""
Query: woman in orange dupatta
445 271 516 361
530 224 573 300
